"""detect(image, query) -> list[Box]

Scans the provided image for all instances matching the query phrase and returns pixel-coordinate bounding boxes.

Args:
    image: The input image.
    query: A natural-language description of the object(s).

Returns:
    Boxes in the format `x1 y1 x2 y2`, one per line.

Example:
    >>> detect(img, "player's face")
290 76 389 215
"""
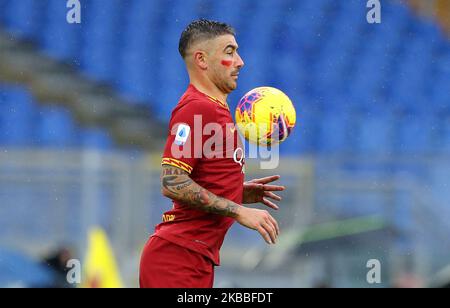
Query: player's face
209 35 245 94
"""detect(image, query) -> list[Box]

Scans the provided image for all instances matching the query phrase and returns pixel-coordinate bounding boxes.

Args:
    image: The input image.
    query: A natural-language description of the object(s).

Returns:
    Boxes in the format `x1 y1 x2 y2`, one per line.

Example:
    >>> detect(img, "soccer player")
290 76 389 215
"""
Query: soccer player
139 19 285 288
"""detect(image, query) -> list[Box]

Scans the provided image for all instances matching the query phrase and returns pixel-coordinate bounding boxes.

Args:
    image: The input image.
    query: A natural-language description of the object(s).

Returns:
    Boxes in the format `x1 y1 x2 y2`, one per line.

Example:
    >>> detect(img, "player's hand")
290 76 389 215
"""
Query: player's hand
235 206 280 244
243 175 285 210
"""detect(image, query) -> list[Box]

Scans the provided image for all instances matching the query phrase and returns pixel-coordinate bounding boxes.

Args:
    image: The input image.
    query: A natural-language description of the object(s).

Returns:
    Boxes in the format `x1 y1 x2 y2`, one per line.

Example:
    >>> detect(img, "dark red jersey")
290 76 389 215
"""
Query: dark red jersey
156 84 245 265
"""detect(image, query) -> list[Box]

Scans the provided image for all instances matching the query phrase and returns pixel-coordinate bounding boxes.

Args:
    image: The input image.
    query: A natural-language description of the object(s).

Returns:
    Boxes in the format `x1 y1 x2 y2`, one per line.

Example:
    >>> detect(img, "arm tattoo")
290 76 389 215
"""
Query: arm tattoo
161 176 193 196
161 165 240 218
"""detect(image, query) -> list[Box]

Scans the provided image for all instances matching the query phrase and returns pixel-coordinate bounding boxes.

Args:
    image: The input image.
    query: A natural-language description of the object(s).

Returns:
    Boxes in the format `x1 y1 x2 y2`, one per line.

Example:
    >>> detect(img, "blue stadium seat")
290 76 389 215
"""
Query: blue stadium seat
393 113 437 154
353 114 394 155
80 127 113 150
437 116 450 153
117 50 154 103
0 0 8 24
432 76 450 113
0 83 115 151
36 105 78 147
80 0 124 83
1 0 44 39
270 54 305 96
40 0 83 62
117 1 165 103
391 190 414 234
280 106 317 155
0 85 36 146
208 0 244 26
121 0 161 54
430 164 450 220
316 111 351 154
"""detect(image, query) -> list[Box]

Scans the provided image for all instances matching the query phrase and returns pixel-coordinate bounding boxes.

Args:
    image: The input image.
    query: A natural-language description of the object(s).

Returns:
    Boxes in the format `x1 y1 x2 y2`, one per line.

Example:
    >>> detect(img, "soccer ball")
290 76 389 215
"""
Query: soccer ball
235 87 296 146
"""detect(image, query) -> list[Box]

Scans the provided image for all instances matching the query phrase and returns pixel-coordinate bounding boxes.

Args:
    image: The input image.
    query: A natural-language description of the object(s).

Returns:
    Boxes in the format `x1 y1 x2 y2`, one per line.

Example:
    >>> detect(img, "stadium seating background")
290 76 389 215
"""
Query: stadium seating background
0 0 449 154
0 0 449 287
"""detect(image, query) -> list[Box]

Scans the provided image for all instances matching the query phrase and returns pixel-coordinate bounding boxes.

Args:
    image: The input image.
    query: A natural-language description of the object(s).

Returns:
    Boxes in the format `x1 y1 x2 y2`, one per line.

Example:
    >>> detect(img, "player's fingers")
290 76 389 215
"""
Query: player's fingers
262 221 277 244
255 175 281 184
245 183 264 191
264 191 282 201
262 184 285 192
266 215 280 236
257 226 273 244
262 198 279 210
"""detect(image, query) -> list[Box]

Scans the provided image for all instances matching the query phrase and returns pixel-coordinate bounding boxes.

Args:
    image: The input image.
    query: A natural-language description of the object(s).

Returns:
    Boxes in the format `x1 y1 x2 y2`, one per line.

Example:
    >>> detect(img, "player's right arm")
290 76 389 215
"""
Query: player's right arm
161 165 279 244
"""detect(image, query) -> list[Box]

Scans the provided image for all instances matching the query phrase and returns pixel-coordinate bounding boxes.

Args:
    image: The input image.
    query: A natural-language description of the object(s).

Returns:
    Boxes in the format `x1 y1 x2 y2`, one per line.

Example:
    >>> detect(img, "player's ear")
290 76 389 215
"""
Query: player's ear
193 50 208 70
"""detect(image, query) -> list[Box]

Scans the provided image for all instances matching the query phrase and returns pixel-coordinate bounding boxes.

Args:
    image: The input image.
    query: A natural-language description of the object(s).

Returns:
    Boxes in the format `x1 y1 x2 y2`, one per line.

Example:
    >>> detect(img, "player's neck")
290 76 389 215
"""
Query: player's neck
189 78 228 105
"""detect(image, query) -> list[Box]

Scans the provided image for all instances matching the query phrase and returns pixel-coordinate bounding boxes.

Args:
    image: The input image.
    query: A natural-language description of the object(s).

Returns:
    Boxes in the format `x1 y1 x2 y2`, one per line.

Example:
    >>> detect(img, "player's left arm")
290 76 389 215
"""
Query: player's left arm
243 175 285 209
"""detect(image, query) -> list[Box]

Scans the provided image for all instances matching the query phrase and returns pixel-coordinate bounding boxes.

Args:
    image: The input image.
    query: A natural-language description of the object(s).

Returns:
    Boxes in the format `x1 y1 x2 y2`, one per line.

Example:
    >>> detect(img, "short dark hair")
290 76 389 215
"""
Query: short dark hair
179 19 235 59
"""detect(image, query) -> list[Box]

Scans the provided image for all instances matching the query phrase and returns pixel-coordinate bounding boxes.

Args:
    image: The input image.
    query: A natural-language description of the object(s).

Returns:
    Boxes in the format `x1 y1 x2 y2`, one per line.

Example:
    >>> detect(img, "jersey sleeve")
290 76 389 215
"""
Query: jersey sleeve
162 99 216 174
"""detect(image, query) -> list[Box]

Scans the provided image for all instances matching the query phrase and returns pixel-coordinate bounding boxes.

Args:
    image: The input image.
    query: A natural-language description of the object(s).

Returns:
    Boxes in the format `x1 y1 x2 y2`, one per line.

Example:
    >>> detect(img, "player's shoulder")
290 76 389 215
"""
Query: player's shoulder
169 99 216 127
176 94 217 115
179 84 227 110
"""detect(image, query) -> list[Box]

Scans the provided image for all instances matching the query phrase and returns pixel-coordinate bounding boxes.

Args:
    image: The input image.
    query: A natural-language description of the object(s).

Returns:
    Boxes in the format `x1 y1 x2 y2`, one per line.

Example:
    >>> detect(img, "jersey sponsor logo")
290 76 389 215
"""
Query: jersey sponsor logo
233 148 244 166
174 124 190 146
233 148 246 174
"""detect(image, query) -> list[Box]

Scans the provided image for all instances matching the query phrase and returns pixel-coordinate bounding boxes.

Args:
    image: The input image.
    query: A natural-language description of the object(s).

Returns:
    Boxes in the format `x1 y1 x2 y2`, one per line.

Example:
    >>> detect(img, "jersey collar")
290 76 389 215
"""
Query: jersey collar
189 84 230 111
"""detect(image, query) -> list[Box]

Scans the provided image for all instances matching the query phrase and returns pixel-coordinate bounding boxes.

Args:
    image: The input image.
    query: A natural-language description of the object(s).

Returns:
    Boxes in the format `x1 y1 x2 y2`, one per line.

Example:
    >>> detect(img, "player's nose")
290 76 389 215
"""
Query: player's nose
236 53 244 69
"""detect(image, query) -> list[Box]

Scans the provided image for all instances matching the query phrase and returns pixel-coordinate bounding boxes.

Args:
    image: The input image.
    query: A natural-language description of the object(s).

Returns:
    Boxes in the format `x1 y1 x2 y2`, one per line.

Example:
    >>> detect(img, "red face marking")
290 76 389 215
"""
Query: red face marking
221 60 232 67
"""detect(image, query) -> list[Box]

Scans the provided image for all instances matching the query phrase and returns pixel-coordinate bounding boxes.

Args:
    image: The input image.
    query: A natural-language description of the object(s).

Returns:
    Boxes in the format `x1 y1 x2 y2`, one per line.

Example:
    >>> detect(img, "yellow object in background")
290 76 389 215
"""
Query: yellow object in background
82 227 124 288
